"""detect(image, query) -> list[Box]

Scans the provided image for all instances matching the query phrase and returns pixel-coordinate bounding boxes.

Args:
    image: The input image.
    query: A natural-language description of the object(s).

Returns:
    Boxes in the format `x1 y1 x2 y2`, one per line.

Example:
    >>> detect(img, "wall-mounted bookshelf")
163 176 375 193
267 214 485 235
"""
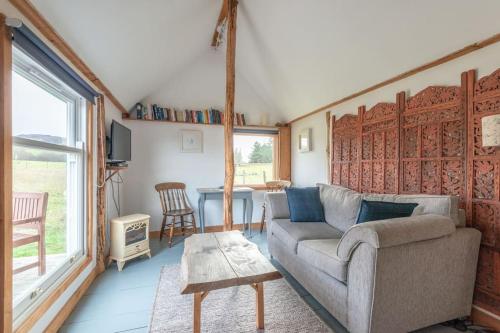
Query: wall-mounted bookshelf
125 104 252 126
121 113 280 130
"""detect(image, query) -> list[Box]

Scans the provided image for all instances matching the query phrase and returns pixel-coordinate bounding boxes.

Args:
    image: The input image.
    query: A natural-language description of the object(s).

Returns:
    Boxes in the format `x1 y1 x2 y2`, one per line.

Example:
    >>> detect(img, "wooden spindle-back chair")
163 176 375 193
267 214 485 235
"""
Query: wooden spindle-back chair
155 182 197 247
13 192 49 275
260 180 292 233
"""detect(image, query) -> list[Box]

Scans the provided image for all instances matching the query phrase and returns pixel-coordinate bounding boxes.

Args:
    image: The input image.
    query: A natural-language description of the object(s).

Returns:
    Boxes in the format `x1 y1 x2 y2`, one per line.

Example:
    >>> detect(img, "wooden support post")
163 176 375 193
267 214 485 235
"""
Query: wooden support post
0 13 13 333
223 0 237 231
255 282 264 329
278 126 291 181
96 95 107 273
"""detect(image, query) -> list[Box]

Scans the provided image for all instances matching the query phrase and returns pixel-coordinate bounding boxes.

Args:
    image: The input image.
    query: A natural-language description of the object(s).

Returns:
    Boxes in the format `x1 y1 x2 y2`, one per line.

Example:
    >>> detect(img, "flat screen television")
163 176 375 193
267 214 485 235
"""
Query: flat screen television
108 120 131 162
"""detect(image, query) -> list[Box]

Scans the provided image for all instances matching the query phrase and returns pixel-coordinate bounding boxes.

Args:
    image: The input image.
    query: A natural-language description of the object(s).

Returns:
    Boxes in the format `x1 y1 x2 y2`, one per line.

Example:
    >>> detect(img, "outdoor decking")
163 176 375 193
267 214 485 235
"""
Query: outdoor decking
13 253 66 303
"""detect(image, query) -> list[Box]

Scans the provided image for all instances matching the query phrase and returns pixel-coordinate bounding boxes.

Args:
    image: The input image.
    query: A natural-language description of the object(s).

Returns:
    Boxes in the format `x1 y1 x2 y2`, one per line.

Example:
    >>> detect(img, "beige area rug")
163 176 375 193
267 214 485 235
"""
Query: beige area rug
150 265 333 332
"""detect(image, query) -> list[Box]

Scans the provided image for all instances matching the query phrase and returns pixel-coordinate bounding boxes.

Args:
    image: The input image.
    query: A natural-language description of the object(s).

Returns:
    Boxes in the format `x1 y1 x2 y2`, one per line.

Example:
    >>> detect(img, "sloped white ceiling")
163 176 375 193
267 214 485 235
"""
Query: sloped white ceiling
31 0 500 122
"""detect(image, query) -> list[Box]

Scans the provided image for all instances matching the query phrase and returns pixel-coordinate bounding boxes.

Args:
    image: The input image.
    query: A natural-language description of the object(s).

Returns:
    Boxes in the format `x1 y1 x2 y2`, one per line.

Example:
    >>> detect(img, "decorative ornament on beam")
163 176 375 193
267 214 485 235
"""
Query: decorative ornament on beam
212 0 228 48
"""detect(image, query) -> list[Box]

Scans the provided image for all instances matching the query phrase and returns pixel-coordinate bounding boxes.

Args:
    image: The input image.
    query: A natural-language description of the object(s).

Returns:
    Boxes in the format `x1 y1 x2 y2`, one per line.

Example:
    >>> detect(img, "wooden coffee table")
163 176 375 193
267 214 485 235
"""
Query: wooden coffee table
180 231 282 333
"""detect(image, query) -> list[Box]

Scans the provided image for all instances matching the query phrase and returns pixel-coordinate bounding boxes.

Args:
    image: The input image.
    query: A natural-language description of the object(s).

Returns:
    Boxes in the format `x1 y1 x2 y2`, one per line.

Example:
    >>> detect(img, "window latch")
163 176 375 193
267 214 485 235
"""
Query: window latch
30 287 44 300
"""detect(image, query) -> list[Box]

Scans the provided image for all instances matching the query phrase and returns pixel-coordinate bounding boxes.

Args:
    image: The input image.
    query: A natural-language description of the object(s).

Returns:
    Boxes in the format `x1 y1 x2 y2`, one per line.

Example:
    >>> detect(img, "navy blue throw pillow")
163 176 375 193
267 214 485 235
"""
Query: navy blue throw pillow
285 187 325 222
356 200 418 224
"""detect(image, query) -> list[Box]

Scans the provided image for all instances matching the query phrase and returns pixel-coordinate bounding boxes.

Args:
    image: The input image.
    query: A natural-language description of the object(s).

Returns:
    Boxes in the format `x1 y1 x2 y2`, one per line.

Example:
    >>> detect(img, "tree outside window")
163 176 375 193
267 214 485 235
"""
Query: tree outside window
234 135 276 185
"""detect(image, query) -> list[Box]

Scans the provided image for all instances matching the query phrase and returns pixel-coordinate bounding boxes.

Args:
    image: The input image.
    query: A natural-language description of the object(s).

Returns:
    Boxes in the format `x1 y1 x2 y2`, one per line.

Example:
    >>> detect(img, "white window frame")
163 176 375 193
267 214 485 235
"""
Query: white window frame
12 47 87 321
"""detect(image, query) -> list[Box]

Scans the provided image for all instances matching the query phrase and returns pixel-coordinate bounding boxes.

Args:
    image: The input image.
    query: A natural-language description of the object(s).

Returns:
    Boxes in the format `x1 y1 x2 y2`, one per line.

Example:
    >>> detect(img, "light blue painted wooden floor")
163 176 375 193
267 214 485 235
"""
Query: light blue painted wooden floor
60 232 464 333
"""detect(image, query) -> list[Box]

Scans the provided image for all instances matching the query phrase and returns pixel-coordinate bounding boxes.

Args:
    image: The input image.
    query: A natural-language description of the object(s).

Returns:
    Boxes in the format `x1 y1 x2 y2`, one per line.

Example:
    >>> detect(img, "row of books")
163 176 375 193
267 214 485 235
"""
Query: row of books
130 103 247 125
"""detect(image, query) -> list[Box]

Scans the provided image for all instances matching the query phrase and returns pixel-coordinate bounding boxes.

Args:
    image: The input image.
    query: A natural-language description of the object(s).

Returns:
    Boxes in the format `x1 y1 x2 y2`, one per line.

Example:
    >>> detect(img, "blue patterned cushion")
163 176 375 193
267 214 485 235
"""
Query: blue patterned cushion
285 187 325 222
356 200 418 224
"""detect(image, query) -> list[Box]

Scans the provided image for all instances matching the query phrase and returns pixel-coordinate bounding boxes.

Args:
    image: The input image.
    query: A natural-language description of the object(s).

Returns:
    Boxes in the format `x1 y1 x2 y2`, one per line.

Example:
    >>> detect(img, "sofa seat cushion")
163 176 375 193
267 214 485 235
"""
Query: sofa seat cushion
271 219 343 253
297 239 348 282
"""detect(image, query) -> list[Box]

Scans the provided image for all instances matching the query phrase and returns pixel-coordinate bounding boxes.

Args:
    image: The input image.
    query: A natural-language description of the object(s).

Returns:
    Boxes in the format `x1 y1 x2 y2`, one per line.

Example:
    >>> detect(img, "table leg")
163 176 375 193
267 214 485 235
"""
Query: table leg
194 292 202 333
198 195 205 233
242 198 247 232
247 196 254 237
255 282 264 329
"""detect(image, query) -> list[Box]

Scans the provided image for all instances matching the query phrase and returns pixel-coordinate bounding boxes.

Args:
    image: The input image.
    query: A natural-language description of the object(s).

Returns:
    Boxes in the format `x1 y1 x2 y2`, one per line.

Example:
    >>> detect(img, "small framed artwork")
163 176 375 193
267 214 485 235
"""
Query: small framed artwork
180 130 203 153
298 128 311 152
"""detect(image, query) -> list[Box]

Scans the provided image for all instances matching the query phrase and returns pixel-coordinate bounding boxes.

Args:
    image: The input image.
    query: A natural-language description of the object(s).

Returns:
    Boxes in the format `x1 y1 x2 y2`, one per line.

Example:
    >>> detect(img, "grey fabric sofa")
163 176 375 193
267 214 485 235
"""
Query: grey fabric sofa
265 184 481 333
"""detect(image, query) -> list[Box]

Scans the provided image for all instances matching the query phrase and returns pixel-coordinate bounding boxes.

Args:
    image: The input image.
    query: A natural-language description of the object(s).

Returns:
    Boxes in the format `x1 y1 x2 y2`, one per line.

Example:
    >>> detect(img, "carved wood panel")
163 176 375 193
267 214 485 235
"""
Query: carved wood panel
400 84 467 204
331 114 359 191
328 68 500 316
467 69 500 315
359 96 402 193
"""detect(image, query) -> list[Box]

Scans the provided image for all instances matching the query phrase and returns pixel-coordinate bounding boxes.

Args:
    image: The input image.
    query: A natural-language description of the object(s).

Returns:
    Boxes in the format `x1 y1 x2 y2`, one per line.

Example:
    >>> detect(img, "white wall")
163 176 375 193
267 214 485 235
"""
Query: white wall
291 112 329 186
122 49 277 232
144 49 284 126
291 42 500 187
120 120 265 231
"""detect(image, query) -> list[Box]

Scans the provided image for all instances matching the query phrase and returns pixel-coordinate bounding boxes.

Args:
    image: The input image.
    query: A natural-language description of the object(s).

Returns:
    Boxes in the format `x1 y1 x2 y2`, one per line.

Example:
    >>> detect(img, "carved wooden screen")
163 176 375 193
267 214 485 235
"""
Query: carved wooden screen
331 114 359 191
358 95 402 193
466 69 500 314
400 82 467 203
328 68 500 317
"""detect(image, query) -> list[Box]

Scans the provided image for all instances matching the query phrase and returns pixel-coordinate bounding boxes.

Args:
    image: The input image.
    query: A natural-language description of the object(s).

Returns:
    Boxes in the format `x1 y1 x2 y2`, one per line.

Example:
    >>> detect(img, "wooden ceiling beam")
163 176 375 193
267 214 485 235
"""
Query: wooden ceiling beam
8 0 128 114
211 0 228 47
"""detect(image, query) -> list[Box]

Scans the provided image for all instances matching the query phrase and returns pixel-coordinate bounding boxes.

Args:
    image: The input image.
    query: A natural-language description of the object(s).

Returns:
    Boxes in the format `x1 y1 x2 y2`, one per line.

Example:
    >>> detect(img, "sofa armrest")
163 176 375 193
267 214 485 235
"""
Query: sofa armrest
336 214 456 261
265 192 290 219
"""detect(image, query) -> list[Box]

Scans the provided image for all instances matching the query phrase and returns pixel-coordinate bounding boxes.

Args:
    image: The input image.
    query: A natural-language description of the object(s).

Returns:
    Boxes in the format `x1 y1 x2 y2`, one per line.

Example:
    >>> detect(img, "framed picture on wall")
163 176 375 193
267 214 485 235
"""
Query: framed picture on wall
180 130 203 153
298 128 312 152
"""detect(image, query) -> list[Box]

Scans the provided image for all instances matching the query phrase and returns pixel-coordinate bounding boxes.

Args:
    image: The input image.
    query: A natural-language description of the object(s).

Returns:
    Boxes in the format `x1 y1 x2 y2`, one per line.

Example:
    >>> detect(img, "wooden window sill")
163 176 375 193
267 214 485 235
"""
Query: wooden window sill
14 255 93 333
234 184 269 191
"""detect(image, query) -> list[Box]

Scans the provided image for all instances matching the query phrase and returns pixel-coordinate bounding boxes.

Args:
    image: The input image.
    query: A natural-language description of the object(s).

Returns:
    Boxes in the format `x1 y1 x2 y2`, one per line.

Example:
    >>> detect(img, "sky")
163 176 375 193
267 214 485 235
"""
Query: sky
234 135 272 163
12 71 68 141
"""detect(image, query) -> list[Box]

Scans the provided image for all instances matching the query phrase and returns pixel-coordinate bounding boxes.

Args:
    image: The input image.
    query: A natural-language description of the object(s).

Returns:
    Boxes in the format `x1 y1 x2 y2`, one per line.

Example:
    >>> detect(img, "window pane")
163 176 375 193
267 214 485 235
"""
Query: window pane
12 146 81 305
234 135 275 185
12 71 69 145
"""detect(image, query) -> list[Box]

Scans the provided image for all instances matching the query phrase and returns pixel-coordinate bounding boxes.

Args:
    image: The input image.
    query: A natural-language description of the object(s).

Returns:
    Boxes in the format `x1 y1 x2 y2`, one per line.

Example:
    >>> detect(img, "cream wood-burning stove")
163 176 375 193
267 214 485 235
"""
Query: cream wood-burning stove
110 214 151 271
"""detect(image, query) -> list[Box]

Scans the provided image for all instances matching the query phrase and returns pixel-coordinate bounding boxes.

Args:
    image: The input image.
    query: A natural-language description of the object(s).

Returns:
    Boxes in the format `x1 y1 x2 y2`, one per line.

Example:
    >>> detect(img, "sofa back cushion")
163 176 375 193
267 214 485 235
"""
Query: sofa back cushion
356 200 419 224
362 193 461 226
318 184 362 232
285 187 325 222
265 192 290 219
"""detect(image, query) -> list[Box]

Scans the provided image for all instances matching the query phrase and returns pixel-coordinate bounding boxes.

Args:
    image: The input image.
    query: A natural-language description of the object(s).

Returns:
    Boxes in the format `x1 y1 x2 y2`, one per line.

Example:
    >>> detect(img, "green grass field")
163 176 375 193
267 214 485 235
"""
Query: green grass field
235 163 273 185
13 160 67 258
